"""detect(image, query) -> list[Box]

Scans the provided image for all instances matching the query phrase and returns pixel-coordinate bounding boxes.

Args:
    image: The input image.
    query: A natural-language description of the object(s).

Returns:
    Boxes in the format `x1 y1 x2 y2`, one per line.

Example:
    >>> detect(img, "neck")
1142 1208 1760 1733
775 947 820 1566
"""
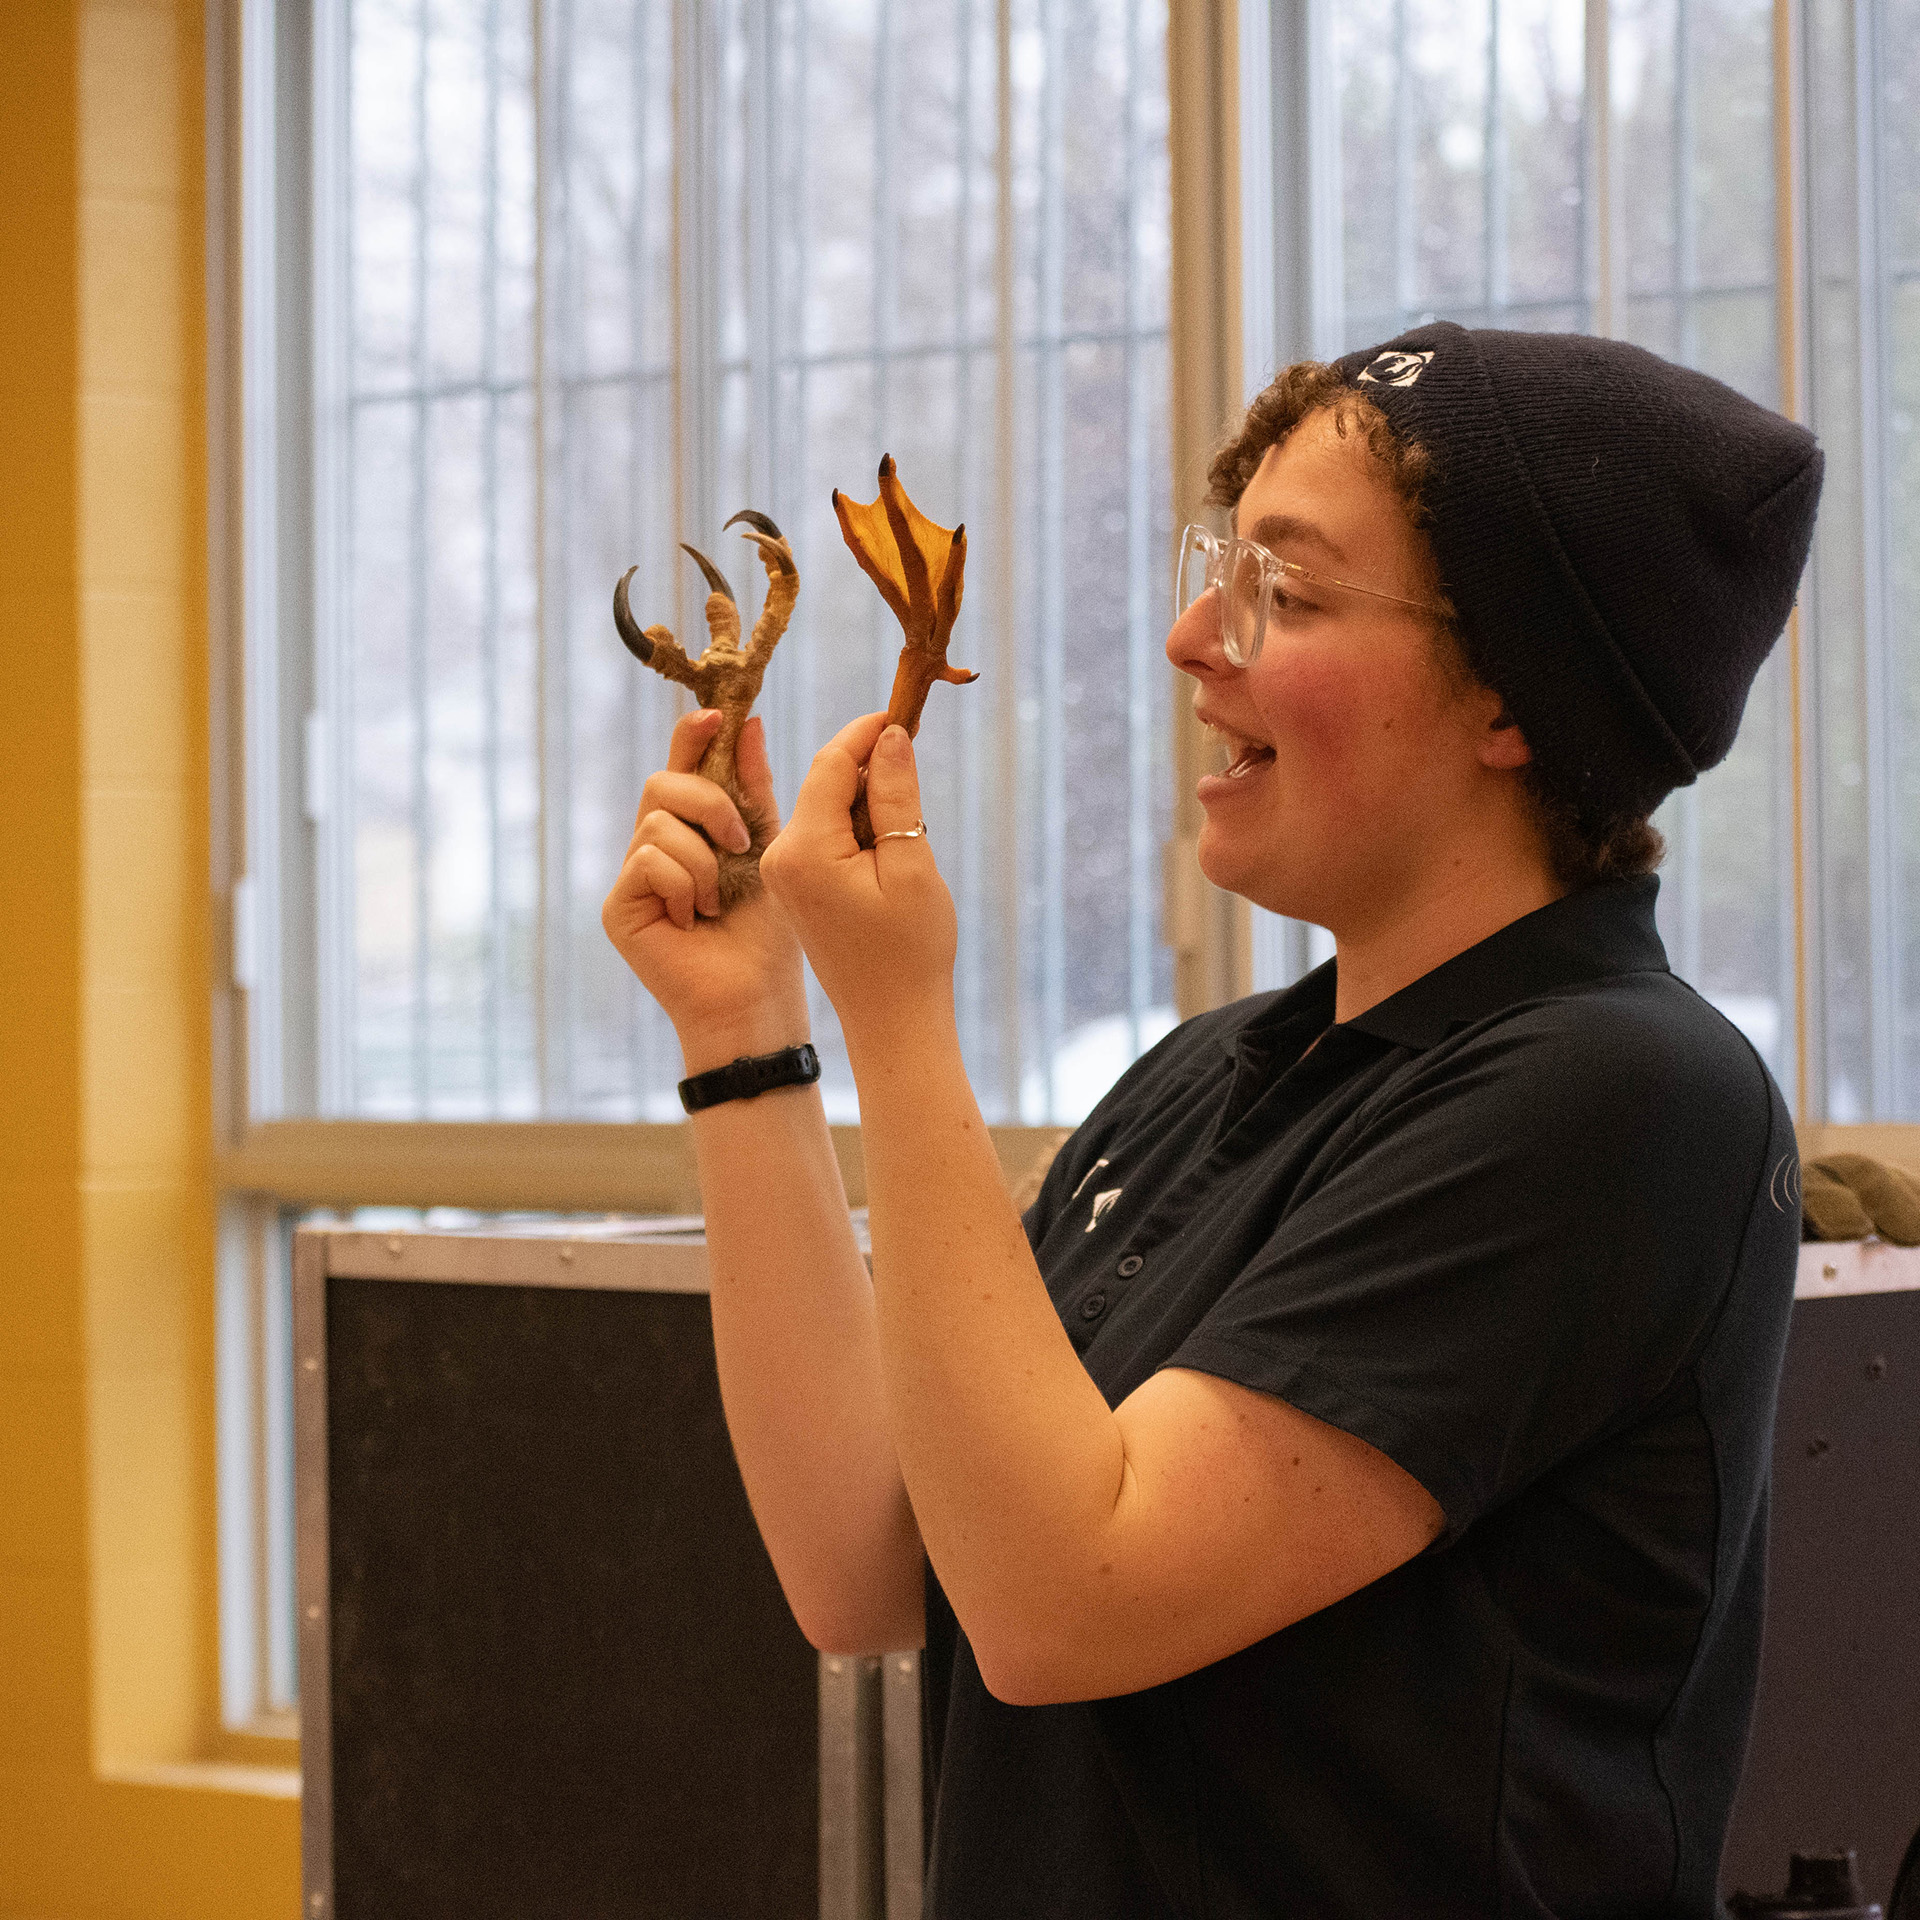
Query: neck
1328 824 1565 1027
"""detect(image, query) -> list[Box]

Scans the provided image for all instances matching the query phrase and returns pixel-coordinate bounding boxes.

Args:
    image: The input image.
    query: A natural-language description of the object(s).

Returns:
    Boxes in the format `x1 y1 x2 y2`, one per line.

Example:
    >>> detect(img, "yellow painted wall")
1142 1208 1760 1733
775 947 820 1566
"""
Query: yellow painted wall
0 2 299 1912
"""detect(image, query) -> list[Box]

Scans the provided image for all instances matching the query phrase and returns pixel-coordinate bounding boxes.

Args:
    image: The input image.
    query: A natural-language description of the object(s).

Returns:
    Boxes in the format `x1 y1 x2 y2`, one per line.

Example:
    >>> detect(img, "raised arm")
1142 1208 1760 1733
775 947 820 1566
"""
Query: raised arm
760 717 1440 1701
603 708 925 1652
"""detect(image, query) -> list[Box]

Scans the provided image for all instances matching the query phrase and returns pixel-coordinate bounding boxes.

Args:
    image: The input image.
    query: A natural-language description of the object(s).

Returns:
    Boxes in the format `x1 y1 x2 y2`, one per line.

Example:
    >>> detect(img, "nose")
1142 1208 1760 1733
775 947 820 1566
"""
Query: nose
1165 584 1233 680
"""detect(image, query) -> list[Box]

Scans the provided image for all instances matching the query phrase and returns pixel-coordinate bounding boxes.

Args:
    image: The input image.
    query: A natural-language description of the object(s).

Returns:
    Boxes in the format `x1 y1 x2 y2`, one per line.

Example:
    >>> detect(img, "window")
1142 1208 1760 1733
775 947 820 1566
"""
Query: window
243 0 1175 1133
1243 0 1920 1128
221 0 1175 1731
219 0 1920 1730
1800 0 1920 1118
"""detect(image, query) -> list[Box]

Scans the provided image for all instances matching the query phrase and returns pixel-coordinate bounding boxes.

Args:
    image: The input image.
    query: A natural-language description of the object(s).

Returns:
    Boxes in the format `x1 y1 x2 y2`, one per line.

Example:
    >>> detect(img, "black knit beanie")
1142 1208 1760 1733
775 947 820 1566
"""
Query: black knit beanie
1332 321 1823 824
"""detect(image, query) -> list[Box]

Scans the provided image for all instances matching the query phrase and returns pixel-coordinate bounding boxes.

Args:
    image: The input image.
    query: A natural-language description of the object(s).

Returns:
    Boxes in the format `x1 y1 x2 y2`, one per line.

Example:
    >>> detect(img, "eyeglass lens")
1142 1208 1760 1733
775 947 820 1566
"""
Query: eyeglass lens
1178 531 1214 620
1176 528 1268 668
1222 544 1266 666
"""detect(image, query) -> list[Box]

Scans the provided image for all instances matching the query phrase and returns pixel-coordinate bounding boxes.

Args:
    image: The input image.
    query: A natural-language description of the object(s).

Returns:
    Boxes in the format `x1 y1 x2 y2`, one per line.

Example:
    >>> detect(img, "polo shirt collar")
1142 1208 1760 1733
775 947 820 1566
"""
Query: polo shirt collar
1341 875 1669 1051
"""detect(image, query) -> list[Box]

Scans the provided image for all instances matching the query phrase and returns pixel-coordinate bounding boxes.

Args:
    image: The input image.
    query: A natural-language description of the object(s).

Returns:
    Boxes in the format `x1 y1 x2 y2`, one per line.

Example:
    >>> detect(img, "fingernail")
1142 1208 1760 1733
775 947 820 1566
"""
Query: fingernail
880 725 909 757
726 821 752 853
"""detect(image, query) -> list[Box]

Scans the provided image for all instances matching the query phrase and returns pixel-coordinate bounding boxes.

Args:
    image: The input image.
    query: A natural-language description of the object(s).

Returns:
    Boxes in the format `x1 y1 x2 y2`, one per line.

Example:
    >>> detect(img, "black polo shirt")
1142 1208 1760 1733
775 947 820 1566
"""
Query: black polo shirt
920 877 1800 1919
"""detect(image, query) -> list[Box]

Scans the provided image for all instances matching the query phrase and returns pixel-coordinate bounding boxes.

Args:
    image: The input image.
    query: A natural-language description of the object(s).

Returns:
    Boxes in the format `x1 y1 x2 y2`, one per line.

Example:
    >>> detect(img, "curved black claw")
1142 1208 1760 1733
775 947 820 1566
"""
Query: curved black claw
612 566 654 663
725 508 796 578
679 543 735 603
723 508 784 540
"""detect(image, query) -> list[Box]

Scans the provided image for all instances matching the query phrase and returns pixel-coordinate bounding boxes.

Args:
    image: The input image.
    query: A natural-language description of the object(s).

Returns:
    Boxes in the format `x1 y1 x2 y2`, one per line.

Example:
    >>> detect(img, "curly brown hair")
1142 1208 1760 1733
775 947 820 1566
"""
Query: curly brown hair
1205 361 1665 892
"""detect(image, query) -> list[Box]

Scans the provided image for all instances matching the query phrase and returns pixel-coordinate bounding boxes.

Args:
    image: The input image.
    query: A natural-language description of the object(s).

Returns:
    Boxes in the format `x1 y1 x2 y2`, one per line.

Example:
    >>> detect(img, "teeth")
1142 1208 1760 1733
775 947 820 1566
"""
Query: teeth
1204 721 1271 778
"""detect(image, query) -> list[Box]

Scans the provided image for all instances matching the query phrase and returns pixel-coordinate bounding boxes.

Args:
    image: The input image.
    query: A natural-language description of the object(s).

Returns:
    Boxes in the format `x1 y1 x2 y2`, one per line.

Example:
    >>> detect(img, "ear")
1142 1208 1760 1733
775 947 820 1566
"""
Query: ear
1475 698 1533 771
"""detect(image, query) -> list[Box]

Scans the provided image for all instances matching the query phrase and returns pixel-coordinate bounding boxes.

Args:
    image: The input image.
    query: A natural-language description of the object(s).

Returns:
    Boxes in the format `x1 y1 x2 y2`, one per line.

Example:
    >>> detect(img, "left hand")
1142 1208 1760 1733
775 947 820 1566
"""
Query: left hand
760 712 956 1043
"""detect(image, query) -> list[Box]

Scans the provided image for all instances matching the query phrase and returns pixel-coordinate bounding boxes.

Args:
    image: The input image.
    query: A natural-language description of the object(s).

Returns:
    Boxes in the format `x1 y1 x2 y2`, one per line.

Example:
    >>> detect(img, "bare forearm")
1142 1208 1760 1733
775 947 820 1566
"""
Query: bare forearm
847 1003 1127 1675
689 1062 924 1653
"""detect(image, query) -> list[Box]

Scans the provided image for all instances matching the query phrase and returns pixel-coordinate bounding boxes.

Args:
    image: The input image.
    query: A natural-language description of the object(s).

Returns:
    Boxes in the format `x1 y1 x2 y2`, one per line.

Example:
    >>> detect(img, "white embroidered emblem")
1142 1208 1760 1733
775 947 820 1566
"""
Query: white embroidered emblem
1355 348 1435 388
1085 1189 1123 1232
1069 1158 1111 1201
1769 1154 1802 1215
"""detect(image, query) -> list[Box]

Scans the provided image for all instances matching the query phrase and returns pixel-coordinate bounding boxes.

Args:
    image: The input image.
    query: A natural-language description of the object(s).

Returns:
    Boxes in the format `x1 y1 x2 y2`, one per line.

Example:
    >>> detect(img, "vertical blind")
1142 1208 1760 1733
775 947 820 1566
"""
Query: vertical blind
301 0 1174 1127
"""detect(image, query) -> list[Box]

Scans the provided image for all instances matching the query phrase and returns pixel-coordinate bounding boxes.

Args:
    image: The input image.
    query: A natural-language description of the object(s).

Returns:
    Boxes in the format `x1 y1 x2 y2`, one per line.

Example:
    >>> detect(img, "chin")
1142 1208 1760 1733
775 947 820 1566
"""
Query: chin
1196 819 1321 923
1196 822 1270 909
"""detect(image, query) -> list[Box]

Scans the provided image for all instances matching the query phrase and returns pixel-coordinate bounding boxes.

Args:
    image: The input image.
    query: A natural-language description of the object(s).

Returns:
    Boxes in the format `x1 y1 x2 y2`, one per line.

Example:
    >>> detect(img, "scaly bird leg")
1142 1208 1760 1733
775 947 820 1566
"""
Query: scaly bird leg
612 516 800 911
681 543 743 658
689 518 795 791
832 456 976 845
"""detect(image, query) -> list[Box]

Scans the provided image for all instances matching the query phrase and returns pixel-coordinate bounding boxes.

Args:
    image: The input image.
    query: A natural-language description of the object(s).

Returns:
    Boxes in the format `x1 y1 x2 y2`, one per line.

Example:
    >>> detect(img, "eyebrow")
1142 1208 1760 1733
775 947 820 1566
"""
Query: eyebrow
1237 511 1348 567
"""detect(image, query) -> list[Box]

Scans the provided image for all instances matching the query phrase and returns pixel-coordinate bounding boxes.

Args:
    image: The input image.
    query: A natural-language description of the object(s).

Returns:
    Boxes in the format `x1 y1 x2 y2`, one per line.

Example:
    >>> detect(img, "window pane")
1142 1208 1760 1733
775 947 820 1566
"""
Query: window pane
1614 0 1788 1083
317 0 1173 1123
331 0 544 1116
1803 0 1920 1117
1317 0 1789 1081
1336 0 1592 344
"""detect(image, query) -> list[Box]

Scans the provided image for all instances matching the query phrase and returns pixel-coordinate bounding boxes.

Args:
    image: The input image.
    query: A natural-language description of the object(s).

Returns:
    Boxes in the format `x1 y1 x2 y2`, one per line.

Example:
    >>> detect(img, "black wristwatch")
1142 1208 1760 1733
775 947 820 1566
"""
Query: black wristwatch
678 1043 821 1114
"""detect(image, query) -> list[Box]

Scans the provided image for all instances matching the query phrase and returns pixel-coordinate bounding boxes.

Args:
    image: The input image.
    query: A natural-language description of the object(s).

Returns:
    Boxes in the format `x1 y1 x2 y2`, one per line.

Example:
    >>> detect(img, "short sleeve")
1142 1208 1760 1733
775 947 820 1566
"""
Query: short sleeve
1167 986 1783 1535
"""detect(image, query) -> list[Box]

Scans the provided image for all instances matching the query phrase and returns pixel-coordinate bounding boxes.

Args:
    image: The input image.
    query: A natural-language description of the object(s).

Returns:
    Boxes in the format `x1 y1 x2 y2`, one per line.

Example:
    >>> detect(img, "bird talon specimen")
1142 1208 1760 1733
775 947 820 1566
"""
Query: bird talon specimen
832 455 976 846
613 509 797 908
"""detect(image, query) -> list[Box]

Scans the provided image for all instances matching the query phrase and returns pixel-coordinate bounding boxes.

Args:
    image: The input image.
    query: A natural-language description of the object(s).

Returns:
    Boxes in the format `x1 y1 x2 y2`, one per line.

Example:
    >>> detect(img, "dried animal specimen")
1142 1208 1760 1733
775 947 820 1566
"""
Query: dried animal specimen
614 510 797 908
832 456 976 846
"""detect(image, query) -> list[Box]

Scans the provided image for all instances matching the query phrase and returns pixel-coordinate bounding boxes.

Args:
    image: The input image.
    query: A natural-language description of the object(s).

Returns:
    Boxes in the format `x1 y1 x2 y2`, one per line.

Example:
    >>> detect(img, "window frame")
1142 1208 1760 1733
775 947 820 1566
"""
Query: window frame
216 0 1210 1170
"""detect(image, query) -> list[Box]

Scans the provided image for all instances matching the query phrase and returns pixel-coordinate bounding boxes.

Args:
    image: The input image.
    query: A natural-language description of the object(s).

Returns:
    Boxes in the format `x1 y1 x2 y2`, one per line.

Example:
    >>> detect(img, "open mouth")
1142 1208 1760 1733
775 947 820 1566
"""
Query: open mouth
1208 723 1276 779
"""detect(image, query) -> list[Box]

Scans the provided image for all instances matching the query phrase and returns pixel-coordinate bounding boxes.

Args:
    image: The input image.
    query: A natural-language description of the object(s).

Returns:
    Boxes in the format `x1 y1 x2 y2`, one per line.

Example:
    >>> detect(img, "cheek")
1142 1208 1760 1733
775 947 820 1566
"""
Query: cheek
1254 650 1406 786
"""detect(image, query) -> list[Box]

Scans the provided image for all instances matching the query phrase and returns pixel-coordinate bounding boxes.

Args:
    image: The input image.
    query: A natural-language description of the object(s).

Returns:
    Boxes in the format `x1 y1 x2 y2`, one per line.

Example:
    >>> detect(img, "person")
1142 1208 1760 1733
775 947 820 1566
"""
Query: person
603 320 1823 1919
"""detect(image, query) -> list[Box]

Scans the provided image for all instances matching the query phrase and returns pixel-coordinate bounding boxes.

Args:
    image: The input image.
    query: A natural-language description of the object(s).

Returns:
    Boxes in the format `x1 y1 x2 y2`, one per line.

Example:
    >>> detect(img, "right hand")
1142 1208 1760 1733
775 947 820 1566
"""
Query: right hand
602 710 809 1067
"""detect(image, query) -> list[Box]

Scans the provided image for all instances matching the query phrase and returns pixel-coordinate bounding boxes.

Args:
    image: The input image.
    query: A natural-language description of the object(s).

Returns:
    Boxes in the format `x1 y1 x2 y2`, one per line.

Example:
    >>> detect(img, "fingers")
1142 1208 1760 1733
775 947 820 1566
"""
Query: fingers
635 809 727 919
783 710 891 844
665 705 726 774
733 715 781 835
635 767 753 858
607 841 702 933
864 725 924 842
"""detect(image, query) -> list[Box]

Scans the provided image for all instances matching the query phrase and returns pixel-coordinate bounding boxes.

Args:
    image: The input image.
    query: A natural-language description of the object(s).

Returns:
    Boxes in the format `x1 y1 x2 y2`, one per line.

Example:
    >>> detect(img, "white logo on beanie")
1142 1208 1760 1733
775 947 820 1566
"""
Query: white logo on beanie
1356 349 1435 388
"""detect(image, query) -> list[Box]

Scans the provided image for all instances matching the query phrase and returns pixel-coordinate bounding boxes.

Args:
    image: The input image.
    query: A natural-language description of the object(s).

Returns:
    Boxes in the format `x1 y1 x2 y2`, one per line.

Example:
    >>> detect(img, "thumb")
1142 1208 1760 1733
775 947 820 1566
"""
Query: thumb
785 710 887 845
866 725 923 840
734 715 782 834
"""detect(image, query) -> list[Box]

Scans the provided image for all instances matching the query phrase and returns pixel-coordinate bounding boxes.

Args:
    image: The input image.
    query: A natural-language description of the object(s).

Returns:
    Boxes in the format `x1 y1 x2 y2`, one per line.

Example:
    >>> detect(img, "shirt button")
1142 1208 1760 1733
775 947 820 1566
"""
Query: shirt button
1080 1291 1108 1321
1117 1254 1144 1278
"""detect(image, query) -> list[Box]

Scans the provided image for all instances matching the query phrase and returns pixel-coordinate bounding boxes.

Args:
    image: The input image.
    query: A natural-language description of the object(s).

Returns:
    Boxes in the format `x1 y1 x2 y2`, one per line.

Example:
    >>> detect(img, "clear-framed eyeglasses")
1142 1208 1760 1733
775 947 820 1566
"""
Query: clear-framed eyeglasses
1175 523 1444 668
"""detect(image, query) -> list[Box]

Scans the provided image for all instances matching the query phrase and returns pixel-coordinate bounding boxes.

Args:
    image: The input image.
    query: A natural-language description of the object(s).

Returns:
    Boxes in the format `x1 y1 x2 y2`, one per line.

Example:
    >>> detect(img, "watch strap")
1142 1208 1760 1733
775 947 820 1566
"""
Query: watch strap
678 1042 821 1114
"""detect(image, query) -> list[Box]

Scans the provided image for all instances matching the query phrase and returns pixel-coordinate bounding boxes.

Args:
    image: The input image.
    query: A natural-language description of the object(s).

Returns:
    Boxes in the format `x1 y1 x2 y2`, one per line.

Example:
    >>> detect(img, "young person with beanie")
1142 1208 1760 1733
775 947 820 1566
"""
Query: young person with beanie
603 321 1823 1918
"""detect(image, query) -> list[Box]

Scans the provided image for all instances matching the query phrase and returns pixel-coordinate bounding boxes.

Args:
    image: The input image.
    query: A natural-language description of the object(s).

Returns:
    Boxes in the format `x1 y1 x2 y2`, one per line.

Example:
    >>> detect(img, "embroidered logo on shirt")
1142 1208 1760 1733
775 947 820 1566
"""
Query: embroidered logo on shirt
1069 1158 1111 1201
1355 348 1435 388
1769 1154 1801 1214
1085 1189 1123 1232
